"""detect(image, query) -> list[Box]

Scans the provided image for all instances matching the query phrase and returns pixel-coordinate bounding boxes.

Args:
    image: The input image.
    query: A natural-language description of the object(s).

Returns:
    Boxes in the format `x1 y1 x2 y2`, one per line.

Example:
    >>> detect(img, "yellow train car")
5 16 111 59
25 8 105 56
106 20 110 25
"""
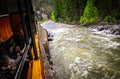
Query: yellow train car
0 0 48 79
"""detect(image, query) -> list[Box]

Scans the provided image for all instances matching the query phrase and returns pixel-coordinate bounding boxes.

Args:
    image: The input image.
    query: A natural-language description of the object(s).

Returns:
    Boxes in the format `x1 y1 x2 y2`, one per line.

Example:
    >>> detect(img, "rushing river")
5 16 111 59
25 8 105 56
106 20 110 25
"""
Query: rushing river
41 20 120 79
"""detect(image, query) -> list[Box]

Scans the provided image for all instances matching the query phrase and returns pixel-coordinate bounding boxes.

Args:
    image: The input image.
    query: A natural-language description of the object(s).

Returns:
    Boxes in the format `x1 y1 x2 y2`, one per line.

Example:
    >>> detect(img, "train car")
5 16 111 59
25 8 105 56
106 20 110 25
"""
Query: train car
0 0 48 79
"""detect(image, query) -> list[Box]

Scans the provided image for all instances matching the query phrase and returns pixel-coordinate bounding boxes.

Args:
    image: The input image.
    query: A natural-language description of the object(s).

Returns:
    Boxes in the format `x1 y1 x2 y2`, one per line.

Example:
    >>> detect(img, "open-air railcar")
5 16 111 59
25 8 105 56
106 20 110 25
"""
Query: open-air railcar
0 0 47 79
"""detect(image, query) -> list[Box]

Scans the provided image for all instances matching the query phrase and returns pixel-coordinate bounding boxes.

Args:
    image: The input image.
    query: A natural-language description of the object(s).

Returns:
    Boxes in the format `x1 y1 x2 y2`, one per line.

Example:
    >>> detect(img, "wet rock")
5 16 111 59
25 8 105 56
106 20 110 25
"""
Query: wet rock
91 25 120 35
97 26 104 31
48 33 54 41
113 29 120 35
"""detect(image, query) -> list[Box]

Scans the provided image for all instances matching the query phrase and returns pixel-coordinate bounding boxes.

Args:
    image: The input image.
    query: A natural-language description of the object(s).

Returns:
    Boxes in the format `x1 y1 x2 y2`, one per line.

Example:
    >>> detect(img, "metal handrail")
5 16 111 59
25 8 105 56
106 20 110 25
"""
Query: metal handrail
14 44 30 79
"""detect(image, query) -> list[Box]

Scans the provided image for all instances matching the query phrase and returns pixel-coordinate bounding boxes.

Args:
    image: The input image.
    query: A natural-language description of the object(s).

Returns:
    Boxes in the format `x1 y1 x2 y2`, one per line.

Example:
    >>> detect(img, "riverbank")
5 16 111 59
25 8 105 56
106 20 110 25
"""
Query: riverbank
89 24 120 35
53 20 120 35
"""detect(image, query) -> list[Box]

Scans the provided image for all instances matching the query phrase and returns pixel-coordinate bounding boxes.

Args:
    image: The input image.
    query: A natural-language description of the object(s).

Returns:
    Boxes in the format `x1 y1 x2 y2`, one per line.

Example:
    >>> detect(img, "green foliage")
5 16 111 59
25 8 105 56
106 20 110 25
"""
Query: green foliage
50 0 120 23
51 0 86 22
103 10 118 22
36 0 55 18
104 15 115 22
50 11 56 21
80 0 99 23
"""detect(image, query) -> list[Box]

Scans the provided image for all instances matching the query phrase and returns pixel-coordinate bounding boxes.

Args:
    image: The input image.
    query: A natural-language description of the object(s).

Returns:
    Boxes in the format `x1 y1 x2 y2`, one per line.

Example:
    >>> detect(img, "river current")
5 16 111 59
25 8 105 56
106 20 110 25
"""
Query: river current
41 20 120 79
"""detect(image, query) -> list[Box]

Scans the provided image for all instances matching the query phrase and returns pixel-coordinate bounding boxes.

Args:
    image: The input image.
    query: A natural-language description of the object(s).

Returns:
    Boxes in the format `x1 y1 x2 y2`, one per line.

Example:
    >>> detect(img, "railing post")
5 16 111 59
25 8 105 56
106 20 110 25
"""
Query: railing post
24 0 39 60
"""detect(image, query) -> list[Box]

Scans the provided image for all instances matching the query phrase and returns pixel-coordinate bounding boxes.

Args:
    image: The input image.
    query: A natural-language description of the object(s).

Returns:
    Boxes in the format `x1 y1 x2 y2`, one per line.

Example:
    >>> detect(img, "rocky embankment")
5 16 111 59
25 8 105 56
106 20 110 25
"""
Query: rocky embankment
89 25 120 35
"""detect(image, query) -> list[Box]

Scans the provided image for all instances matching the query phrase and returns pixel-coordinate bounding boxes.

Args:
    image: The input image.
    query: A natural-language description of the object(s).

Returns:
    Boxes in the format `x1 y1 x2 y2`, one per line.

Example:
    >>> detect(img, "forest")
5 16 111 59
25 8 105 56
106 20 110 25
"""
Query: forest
50 0 120 24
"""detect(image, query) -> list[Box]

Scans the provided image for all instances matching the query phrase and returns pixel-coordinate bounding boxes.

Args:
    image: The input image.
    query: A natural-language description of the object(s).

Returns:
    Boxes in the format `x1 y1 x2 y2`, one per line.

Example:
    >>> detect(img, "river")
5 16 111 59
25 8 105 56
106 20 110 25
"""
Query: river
41 20 120 79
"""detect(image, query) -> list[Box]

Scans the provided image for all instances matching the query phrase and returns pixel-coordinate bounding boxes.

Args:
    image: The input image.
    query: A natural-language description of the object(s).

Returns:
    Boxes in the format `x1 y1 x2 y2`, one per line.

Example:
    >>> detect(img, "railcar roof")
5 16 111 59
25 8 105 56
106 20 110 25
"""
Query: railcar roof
0 0 26 16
